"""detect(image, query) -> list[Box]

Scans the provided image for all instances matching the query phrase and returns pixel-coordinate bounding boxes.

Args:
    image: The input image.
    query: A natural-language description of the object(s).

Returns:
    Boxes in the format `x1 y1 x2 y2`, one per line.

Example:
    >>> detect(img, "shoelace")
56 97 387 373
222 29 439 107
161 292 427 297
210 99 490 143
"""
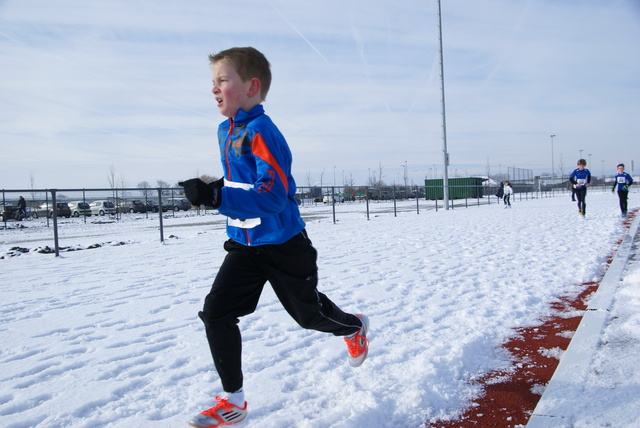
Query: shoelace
202 396 235 417
345 332 368 356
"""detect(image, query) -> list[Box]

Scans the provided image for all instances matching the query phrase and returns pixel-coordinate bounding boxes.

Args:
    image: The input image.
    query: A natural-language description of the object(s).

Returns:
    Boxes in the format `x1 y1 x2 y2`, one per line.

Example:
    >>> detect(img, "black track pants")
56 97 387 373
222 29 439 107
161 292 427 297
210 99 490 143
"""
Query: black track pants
575 188 587 214
198 230 362 393
617 190 629 213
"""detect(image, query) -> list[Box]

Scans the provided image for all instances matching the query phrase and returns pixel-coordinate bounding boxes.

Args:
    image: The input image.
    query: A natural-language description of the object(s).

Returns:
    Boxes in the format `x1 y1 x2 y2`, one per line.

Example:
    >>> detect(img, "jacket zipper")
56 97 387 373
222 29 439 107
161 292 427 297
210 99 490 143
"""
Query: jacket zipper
224 119 252 246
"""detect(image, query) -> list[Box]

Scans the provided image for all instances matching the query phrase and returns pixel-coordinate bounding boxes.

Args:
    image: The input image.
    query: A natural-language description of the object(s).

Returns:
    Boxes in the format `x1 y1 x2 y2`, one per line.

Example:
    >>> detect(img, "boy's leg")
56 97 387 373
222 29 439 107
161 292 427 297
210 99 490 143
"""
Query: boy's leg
259 232 362 336
576 189 586 214
199 240 267 393
618 191 628 213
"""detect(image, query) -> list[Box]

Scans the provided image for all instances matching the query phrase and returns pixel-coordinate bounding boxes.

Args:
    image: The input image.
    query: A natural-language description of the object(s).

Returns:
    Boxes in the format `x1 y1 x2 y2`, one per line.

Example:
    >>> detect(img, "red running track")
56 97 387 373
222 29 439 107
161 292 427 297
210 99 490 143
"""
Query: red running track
428 209 638 428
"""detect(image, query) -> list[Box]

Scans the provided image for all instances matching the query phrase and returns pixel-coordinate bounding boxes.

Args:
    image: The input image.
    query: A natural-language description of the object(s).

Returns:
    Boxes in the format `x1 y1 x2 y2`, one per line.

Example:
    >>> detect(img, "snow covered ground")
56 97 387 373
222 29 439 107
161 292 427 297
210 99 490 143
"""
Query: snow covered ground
1 191 638 428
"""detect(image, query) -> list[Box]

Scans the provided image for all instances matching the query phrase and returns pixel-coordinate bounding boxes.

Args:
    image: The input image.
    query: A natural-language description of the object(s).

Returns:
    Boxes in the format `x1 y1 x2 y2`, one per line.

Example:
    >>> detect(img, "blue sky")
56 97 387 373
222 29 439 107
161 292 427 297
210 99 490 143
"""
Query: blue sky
1 0 639 190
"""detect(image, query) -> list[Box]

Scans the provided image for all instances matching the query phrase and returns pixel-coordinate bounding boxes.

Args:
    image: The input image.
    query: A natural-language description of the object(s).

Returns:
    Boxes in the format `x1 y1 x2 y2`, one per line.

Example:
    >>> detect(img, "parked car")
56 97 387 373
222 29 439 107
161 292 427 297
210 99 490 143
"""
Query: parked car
323 193 345 203
68 201 92 217
124 200 147 214
37 202 72 218
89 200 116 216
169 198 192 211
145 200 168 213
1 202 19 221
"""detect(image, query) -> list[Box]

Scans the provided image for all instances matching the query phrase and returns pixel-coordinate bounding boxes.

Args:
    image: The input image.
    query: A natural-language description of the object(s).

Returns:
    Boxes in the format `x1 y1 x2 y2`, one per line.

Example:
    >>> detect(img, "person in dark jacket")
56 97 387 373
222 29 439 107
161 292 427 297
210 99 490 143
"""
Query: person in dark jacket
611 163 633 216
17 196 26 219
569 159 591 217
495 181 504 204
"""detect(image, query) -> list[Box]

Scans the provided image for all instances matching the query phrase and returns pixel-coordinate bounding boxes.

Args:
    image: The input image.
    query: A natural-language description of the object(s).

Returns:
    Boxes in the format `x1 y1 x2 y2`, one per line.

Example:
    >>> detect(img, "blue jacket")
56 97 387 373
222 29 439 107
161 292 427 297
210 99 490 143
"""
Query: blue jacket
613 173 633 191
570 168 591 189
216 105 305 246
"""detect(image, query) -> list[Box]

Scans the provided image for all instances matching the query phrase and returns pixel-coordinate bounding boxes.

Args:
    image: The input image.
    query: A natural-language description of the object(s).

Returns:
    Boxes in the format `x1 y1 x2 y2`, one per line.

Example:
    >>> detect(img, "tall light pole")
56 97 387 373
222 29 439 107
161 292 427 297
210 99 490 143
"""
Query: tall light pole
550 134 556 185
588 154 592 168
437 0 450 209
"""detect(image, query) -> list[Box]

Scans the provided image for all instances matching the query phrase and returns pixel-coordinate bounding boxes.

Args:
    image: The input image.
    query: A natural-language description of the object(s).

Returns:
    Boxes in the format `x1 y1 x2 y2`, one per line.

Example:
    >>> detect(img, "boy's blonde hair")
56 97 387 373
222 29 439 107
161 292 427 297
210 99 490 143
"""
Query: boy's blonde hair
209 47 272 102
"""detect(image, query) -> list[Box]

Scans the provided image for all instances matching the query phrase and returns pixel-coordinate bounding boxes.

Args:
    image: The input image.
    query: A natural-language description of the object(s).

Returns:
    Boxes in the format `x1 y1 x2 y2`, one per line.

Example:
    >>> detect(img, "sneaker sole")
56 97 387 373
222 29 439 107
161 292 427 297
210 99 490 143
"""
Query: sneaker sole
188 419 247 428
348 314 370 368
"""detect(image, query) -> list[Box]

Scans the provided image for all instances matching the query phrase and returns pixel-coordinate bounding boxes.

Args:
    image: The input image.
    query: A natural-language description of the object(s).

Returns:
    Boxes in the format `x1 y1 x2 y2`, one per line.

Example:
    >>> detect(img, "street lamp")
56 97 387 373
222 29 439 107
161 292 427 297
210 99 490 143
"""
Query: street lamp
437 0 450 209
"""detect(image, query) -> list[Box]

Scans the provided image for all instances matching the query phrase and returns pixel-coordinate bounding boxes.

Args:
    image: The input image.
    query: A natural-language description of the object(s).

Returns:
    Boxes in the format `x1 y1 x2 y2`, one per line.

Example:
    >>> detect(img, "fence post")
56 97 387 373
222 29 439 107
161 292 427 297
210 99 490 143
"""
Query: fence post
393 185 397 217
157 188 165 242
1 191 5 227
82 189 87 223
51 189 60 257
331 186 336 224
365 187 370 220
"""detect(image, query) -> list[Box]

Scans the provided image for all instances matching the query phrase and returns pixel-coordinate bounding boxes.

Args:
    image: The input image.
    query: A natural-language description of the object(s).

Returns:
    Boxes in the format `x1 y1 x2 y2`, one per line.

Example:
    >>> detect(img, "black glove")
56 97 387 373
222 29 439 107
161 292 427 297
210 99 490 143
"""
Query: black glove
178 178 224 209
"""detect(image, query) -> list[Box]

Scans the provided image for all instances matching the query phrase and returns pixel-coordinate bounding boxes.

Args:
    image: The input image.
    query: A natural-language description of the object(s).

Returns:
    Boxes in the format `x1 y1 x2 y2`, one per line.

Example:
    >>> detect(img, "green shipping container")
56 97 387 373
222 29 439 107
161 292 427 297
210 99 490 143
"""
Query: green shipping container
424 177 484 200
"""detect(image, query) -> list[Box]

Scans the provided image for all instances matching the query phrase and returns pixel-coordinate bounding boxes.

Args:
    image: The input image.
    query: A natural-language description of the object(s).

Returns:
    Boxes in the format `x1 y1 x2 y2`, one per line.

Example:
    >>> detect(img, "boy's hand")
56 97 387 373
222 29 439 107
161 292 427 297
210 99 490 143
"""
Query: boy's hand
178 178 224 208
622 185 629 191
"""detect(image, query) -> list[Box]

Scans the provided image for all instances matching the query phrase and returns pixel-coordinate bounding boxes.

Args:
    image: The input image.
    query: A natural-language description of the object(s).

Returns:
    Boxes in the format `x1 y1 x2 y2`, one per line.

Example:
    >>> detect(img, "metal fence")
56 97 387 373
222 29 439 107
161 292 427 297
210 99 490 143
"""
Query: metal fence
1 187 210 256
3 181 609 257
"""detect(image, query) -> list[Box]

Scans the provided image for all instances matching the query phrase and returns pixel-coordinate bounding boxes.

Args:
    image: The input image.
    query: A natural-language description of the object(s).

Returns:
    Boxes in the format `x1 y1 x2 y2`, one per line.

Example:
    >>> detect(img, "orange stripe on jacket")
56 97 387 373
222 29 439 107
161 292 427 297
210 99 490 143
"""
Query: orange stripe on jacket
252 133 289 194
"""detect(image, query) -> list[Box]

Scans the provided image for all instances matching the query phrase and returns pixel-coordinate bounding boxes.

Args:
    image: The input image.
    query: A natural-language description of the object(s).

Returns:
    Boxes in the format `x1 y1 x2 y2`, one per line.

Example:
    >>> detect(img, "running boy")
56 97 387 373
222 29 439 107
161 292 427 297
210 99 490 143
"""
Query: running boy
569 159 591 217
612 163 633 216
179 47 369 428
503 180 513 208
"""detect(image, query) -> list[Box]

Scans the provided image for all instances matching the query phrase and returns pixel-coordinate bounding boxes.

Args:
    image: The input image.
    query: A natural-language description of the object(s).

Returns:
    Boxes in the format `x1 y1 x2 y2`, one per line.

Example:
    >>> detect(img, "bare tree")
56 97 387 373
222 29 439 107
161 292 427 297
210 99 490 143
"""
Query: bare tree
138 181 151 199
368 170 378 187
345 171 356 193
156 180 171 196
375 161 385 187
558 156 566 181
29 170 37 204
119 173 128 199
199 174 218 183
107 164 117 189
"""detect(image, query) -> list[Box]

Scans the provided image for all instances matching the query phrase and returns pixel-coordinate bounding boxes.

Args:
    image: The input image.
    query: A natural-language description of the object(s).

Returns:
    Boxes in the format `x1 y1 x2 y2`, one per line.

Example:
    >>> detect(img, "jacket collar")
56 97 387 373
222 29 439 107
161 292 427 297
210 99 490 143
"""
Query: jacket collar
230 104 264 126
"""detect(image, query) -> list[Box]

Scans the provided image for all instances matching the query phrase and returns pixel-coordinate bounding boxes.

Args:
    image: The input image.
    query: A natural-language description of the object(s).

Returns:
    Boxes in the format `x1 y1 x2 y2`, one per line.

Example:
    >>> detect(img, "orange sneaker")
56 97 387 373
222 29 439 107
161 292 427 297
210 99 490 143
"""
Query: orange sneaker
188 396 247 427
344 314 370 367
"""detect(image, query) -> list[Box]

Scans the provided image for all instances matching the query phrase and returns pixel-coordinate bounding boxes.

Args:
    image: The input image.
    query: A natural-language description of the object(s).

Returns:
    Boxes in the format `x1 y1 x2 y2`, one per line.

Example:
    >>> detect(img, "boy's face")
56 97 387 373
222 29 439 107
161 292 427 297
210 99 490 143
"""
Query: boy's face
577 164 585 170
618 166 625 173
211 60 257 118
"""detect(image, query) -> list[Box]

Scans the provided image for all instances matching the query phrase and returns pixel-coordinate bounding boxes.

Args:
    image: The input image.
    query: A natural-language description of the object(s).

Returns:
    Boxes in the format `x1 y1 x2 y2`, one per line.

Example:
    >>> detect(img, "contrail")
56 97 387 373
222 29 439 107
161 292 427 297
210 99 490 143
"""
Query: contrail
267 0 330 64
